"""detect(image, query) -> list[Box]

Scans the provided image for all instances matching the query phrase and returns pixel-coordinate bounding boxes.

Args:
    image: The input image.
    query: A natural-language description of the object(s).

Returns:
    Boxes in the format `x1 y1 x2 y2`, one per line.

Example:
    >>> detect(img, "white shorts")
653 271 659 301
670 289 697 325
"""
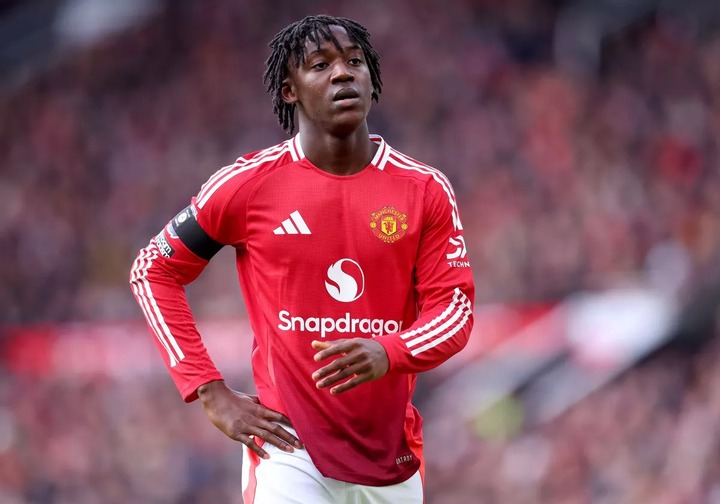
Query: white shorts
241 427 423 504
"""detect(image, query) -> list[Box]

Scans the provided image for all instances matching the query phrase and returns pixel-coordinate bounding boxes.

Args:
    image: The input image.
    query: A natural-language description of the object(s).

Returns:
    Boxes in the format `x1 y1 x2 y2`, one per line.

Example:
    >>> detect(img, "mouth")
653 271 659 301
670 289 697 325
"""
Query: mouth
333 88 360 103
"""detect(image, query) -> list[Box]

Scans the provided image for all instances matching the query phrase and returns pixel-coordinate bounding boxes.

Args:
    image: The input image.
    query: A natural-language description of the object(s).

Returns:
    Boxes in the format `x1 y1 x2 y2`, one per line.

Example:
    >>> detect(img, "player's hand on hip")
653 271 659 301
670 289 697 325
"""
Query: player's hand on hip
311 338 390 395
197 380 303 459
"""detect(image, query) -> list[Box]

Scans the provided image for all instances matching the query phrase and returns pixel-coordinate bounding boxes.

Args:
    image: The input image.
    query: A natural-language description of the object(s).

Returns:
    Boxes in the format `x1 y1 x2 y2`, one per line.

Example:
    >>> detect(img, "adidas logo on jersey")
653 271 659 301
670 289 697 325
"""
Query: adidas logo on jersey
273 210 311 235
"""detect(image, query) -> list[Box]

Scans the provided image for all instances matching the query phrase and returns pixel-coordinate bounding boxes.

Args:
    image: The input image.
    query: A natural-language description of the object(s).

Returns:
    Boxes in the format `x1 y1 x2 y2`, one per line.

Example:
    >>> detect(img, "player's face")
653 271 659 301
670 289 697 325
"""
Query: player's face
282 26 373 135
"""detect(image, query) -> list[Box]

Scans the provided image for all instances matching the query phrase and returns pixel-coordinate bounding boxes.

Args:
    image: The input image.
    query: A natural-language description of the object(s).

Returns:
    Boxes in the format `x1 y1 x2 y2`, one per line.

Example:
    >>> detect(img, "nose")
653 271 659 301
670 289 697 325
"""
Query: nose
330 61 354 83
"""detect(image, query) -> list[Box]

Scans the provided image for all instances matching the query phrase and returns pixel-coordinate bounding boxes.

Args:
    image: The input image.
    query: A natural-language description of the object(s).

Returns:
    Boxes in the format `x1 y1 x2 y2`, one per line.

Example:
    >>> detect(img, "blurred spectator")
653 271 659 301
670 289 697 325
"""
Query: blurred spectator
423 332 720 504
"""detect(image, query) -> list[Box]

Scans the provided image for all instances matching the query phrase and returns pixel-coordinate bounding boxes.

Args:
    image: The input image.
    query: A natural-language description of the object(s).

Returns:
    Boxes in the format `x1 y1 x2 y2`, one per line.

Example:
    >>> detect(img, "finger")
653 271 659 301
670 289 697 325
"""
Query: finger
257 421 304 450
330 374 367 395
258 406 293 426
311 340 332 351
316 363 361 389
236 434 270 459
250 424 296 452
312 354 359 381
312 339 342 361
230 391 262 404
252 408 302 448
313 340 354 362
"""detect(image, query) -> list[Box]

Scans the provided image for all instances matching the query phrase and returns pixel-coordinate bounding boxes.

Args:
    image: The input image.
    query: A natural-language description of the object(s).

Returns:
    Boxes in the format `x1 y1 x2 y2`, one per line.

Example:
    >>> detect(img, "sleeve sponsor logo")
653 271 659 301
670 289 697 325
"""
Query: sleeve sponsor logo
155 232 175 258
446 235 469 267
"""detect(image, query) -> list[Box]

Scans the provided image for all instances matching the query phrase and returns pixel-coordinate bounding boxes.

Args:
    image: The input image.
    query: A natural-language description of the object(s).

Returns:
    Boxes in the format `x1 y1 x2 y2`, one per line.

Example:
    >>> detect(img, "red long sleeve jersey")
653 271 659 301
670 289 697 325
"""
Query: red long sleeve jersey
130 134 474 486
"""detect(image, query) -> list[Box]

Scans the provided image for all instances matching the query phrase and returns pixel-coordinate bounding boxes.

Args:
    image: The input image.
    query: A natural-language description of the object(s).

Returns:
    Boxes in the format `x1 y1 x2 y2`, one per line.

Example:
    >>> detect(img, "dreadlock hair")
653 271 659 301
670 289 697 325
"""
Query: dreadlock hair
263 15 383 134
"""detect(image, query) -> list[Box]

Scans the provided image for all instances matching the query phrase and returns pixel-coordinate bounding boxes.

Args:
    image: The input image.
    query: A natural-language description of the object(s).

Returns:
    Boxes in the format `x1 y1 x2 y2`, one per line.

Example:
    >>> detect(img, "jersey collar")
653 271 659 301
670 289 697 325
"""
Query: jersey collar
289 133 390 170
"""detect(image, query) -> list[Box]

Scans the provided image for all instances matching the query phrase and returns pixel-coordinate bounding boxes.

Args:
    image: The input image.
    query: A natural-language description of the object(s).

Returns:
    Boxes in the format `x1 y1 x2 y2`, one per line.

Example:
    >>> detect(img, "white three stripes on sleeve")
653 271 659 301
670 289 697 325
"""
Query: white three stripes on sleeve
401 288 472 357
130 244 185 367
196 144 290 208
386 150 463 231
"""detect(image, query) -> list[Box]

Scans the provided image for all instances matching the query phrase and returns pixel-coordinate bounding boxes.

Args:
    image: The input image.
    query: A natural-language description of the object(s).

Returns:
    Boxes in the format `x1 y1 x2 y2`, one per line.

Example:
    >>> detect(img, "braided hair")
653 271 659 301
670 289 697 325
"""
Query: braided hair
263 15 382 134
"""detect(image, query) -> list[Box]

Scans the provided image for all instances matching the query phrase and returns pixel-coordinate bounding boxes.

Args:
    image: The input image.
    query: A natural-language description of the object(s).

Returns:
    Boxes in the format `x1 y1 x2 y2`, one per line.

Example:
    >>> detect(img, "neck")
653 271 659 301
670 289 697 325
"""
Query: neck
297 122 377 176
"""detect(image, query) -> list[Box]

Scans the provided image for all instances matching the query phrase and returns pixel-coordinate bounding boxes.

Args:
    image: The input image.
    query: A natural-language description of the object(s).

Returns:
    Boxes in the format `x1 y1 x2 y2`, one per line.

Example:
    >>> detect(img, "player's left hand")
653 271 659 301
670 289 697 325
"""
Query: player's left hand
311 338 389 394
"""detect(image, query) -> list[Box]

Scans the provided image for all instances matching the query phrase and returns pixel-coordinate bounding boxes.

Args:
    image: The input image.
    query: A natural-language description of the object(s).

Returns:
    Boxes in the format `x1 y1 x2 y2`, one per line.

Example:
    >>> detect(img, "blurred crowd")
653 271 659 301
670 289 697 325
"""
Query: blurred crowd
1 330 719 503
0 372 254 503
424 333 720 504
3 0 720 502
2 0 719 324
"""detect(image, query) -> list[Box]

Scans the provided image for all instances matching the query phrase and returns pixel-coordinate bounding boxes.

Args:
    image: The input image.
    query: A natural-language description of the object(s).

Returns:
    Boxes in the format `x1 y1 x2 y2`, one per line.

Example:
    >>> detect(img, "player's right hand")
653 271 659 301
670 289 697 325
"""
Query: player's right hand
197 379 303 459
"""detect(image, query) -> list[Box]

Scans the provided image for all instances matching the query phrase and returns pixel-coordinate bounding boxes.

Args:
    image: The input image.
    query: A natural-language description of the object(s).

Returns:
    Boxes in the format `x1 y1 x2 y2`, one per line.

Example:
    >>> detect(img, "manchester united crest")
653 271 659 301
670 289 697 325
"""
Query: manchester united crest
370 206 408 243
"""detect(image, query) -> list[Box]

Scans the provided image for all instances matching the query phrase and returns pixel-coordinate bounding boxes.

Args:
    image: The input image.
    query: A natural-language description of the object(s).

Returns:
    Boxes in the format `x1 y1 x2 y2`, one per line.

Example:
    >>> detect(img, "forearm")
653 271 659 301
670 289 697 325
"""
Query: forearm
130 239 223 401
376 287 474 373
197 379 228 402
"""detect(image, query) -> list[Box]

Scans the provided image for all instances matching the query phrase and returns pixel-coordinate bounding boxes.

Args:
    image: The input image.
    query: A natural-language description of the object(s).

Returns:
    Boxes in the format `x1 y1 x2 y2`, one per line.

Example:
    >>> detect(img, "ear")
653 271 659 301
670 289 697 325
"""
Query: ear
281 78 298 104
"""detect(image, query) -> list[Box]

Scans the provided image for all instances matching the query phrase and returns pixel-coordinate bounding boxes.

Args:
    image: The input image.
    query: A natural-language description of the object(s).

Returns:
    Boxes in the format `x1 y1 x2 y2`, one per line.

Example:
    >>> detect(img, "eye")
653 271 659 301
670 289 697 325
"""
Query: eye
312 62 328 70
348 57 363 66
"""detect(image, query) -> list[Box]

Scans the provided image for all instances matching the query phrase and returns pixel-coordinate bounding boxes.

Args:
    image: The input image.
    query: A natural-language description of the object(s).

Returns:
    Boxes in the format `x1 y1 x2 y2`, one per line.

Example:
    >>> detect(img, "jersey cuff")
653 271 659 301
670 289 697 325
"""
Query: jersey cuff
376 335 406 373
180 372 225 403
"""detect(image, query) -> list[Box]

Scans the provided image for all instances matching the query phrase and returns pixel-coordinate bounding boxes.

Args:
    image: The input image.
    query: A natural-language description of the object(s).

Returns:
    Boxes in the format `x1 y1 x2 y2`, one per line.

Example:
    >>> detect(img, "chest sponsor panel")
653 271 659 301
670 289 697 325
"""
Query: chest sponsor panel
245 187 423 325
277 310 404 338
276 256 406 338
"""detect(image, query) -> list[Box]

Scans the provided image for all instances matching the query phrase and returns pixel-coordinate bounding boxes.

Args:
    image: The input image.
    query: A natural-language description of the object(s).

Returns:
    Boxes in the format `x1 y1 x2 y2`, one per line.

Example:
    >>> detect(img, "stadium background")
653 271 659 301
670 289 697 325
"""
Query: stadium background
2 0 720 502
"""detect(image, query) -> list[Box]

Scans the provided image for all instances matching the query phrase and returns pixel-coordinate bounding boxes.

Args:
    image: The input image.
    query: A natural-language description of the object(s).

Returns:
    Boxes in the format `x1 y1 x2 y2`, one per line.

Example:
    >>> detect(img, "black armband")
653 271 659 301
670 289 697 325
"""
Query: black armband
168 206 223 260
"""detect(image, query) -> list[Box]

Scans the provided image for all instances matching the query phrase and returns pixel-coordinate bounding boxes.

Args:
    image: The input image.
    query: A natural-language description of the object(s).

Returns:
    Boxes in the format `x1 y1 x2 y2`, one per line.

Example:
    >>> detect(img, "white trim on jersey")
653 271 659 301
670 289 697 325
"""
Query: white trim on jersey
130 251 178 367
288 137 298 162
368 134 387 168
400 288 468 341
197 142 288 204
385 150 463 231
273 210 312 235
292 133 388 170
400 288 472 356
410 304 472 357
197 144 291 208
291 134 305 161
373 137 392 171
130 245 186 367
405 297 472 349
